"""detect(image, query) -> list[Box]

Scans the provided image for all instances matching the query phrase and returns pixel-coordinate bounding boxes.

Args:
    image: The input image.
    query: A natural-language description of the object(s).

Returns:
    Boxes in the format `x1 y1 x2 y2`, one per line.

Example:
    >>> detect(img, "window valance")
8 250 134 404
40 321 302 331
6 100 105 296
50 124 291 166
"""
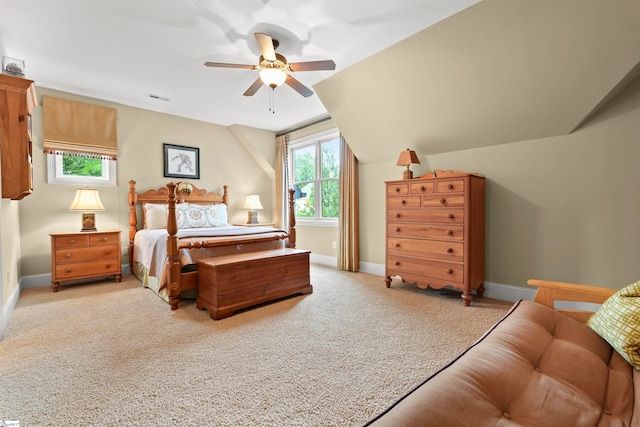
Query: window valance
43 96 118 160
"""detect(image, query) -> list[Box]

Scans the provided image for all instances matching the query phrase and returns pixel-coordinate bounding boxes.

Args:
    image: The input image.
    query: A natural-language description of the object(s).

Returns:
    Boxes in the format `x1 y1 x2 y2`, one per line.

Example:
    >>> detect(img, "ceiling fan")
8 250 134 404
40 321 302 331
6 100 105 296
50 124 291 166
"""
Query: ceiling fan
204 32 336 98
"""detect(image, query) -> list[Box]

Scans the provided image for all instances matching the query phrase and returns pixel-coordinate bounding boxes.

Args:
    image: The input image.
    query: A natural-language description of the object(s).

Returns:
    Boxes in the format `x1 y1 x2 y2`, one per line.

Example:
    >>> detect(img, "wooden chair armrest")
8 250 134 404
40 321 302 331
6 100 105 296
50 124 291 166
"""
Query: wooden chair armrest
527 279 616 323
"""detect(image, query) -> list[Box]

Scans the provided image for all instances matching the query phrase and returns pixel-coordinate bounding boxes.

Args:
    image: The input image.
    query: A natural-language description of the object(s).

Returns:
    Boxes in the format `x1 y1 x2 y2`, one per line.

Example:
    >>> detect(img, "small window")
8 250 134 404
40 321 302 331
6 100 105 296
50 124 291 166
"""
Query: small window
47 153 116 186
289 129 340 226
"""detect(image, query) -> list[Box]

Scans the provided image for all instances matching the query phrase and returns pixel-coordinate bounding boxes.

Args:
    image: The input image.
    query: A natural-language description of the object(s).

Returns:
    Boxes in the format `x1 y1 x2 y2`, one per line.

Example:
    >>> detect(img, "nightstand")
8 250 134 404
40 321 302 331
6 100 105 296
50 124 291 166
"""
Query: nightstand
50 230 122 292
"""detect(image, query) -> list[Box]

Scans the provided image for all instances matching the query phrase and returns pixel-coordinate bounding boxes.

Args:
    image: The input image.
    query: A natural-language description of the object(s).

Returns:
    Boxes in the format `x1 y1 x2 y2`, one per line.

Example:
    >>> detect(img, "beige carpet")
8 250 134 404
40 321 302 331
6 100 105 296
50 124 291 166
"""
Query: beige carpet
0 264 511 426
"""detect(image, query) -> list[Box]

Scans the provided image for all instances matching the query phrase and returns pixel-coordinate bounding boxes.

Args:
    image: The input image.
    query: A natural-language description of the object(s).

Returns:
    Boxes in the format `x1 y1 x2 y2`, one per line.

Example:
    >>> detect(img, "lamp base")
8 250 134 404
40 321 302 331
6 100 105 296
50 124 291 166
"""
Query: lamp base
402 169 413 180
247 211 258 224
81 213 97 232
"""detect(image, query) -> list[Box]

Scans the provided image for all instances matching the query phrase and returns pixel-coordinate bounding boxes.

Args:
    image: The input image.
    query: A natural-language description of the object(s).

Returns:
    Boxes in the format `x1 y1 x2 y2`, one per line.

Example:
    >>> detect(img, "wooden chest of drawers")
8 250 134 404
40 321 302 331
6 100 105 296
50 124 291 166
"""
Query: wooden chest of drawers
50 230 122 292
385 171 486 305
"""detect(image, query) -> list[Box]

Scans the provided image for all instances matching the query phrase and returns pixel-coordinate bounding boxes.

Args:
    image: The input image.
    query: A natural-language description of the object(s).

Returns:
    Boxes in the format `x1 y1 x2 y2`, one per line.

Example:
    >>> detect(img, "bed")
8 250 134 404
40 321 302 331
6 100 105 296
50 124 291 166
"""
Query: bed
128 180 297 310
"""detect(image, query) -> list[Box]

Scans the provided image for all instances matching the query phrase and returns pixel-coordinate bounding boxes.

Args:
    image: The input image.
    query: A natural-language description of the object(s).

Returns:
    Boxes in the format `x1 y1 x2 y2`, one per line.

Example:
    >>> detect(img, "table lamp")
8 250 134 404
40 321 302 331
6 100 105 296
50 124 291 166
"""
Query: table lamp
68 188 105 232
243 194 263 224
396 149 420 180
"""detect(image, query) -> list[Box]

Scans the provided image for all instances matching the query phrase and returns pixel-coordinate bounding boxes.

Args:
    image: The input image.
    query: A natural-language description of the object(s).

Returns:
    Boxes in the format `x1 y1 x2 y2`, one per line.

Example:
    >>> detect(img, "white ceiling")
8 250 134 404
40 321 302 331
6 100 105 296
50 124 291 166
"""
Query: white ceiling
0 0 478 133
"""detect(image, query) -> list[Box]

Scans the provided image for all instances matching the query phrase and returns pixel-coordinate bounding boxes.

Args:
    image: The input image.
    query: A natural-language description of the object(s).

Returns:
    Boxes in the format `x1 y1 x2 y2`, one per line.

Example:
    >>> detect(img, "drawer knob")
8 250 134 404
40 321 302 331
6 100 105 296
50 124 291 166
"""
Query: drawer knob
105 264 112 269
446 269 453 274
65 268 72 273
447 248 453 253
395 213 401 218
100 237 107 242
448 184 454 190
64 253 71 258
447 213 454 219
68 239 75 244
394 243 400 248
394 261 400 266
446 230 453 236
395 187 400 192
420 186 425 191
105 250 112 255
401 199 406 205
395 228 400 232
440 198 446 204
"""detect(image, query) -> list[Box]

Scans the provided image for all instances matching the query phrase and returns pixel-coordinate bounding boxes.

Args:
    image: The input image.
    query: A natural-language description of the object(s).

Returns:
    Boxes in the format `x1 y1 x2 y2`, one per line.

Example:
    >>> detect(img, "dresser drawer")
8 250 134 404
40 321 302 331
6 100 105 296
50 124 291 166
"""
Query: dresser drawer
387 196 421 208
422 195 465 208
55 246 119 264
387 256 464 284
387 224 464 241
388 208 464 224
436 180 465 193
410 182 435 194
387 183 409 196
388 238 464 262
54 235 90 249
55 260 121 280
90 233 119 246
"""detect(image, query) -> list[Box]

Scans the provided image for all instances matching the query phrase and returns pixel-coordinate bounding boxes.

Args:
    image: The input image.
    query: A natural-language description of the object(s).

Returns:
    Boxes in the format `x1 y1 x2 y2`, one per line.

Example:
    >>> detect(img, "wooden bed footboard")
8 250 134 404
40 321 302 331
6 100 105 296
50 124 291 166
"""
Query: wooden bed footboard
128 180 298 310
527 279 616 323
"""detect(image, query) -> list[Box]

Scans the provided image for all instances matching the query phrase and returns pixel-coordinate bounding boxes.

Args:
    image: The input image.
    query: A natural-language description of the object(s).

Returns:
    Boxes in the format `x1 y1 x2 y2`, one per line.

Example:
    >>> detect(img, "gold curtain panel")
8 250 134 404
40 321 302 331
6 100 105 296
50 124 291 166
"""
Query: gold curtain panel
43 96 118 160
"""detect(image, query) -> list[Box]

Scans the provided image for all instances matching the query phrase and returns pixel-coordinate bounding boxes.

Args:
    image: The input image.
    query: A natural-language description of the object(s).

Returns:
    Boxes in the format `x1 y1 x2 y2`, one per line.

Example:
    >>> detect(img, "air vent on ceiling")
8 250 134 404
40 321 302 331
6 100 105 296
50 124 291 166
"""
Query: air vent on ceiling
148 94 171 102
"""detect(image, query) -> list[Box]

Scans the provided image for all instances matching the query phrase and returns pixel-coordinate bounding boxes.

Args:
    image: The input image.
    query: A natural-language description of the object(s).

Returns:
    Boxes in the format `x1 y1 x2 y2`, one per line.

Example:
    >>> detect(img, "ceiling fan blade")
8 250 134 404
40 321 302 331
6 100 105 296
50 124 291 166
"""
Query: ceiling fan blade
254 32 276 61
204 62 256 69
285 75 313 97
288 60 336 72
243 78 264 97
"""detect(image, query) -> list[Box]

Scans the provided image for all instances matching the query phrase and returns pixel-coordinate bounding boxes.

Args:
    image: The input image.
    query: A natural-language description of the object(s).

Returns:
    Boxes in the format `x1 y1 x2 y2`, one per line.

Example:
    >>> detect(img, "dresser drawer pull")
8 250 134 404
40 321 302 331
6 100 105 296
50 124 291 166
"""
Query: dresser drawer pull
395 187 401 192
395 213 401 218
446 269 453 274
446 230 453 236
395 227 401 232
65 268 72 273
64 253 72 258
105 264 112 269
401 199 406 205
68 239 76 244
100 237 108 242
394 261 400 266
420 186 425 191
394 243 400 248
440 198 446 204
447 248 453 253
447 213 454 219
104 250 112 255
448 184 454 190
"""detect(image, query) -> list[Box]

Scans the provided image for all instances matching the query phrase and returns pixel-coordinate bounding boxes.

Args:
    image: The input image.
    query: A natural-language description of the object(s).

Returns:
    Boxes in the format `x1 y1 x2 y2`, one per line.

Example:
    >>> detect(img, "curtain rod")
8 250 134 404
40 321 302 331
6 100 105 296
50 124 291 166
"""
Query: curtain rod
276 116 332 137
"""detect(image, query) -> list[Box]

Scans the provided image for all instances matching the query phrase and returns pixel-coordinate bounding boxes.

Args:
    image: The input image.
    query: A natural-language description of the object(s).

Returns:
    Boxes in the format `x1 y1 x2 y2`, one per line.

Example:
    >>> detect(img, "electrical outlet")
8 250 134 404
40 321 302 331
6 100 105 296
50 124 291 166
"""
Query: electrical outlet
332 241 336 249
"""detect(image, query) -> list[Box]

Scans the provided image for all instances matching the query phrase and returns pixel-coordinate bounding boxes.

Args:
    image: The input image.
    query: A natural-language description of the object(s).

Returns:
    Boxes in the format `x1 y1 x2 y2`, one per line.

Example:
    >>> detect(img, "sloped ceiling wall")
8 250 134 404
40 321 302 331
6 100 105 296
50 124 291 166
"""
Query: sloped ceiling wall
315 0 640 164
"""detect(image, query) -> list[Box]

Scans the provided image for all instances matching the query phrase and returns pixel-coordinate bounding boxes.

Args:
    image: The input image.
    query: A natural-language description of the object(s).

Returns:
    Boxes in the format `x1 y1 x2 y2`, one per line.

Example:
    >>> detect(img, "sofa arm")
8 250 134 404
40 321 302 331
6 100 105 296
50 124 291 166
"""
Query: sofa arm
527 279 616 323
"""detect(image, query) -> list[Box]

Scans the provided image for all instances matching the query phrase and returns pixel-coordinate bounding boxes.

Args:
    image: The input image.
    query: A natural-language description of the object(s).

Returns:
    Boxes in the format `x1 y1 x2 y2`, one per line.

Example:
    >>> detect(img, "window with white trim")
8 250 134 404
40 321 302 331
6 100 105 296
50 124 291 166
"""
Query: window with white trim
47 153 116 186
289 129 340 226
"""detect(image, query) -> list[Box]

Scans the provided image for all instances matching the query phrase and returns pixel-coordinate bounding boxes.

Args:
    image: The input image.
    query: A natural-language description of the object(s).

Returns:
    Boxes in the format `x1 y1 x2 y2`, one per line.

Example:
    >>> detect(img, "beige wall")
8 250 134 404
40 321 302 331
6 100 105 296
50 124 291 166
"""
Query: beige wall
359 76 640 289
18 87 276 277
1 200 20 307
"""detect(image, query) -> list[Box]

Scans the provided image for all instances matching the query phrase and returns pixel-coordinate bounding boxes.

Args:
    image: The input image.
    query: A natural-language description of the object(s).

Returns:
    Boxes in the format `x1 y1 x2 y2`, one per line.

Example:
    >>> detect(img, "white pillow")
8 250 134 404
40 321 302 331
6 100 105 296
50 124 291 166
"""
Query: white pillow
175 203 228 229
144 204 168 229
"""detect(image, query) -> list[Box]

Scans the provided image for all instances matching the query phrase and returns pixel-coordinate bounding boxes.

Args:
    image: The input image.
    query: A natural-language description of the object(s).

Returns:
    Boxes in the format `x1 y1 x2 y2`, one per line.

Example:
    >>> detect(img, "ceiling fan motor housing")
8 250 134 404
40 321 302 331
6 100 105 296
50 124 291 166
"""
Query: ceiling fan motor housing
259 53 288 70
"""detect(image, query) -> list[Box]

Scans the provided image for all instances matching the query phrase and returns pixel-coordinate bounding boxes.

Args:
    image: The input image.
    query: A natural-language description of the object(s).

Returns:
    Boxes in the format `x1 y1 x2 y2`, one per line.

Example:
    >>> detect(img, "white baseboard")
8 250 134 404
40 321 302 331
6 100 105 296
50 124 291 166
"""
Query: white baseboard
1 279 21 340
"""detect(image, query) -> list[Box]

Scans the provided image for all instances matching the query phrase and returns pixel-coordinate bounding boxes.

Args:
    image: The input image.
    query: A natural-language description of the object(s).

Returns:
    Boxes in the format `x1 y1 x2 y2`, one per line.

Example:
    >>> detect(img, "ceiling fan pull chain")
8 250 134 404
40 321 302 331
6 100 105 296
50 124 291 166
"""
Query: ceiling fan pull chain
269 87 276 114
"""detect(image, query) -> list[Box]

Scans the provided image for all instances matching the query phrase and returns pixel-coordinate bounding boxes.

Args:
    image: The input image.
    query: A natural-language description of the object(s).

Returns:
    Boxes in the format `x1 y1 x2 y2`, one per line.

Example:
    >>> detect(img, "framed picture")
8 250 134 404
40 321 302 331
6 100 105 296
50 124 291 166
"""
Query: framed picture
163 143 200 179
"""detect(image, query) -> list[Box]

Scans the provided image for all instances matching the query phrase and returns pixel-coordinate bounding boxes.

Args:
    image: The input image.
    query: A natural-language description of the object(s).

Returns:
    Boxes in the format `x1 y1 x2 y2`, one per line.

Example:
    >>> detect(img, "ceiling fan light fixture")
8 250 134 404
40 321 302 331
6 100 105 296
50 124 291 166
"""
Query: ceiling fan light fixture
259 68 287 88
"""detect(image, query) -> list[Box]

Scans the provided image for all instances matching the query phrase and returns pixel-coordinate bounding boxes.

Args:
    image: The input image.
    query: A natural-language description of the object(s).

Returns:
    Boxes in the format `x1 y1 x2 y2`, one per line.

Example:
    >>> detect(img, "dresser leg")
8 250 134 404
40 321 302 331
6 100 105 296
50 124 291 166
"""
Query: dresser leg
385 276 392 288
476 284 485 298
461 292 473 306
51 282 60 292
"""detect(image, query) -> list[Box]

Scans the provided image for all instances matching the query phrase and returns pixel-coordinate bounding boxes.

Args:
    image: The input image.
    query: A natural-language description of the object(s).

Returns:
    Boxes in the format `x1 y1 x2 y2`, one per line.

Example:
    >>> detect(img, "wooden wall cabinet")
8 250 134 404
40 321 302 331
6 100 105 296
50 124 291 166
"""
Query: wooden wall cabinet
385 170 486 305
0 73 37 200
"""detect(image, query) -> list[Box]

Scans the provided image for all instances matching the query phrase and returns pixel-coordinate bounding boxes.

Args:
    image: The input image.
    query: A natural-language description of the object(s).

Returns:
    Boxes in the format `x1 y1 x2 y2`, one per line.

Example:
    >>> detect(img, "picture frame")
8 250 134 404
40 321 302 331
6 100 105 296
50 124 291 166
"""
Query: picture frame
163 143 200 179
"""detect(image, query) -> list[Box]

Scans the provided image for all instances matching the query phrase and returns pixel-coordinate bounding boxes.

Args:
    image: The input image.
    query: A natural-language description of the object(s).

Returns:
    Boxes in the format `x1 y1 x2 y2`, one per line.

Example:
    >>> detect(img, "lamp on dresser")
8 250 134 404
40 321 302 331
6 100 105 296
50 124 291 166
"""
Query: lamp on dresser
243 193 263 224
396 149 420 180
68 188 105 232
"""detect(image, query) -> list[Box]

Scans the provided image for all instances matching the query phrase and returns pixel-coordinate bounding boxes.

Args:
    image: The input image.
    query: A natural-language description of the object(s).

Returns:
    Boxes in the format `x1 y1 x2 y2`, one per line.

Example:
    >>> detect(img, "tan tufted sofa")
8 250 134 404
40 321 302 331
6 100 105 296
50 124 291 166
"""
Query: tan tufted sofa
365 279 637 426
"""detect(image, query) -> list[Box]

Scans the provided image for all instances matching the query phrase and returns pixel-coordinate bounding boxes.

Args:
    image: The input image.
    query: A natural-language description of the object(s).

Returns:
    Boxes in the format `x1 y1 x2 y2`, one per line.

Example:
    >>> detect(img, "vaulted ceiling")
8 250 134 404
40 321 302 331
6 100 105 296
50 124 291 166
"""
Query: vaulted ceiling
315 0 640 164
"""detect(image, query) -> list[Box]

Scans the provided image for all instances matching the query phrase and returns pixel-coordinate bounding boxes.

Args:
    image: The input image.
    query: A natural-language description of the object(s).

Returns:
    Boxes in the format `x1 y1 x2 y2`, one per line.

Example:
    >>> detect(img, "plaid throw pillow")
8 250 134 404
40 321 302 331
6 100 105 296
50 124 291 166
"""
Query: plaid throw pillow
587 281 640 369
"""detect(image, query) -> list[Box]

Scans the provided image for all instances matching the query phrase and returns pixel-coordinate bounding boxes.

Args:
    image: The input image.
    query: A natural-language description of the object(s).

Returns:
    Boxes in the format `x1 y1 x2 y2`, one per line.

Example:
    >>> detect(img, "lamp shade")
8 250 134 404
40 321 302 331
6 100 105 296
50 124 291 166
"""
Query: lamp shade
396 149 420 167
243 194 264 210
259 68 287 88
68 188 105 211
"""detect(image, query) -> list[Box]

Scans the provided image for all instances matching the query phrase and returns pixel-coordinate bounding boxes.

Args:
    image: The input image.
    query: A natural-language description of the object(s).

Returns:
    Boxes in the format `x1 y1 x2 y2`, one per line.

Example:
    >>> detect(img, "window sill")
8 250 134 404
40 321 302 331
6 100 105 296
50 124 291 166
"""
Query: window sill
295 219 338 228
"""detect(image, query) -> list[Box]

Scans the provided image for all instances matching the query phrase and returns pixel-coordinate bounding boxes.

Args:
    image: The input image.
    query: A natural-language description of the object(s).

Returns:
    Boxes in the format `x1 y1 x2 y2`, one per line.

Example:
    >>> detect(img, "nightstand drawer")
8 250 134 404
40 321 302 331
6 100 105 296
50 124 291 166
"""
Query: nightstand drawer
55 260 121 280
54 235 90 248
90 233 119 245
55 246 119 264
